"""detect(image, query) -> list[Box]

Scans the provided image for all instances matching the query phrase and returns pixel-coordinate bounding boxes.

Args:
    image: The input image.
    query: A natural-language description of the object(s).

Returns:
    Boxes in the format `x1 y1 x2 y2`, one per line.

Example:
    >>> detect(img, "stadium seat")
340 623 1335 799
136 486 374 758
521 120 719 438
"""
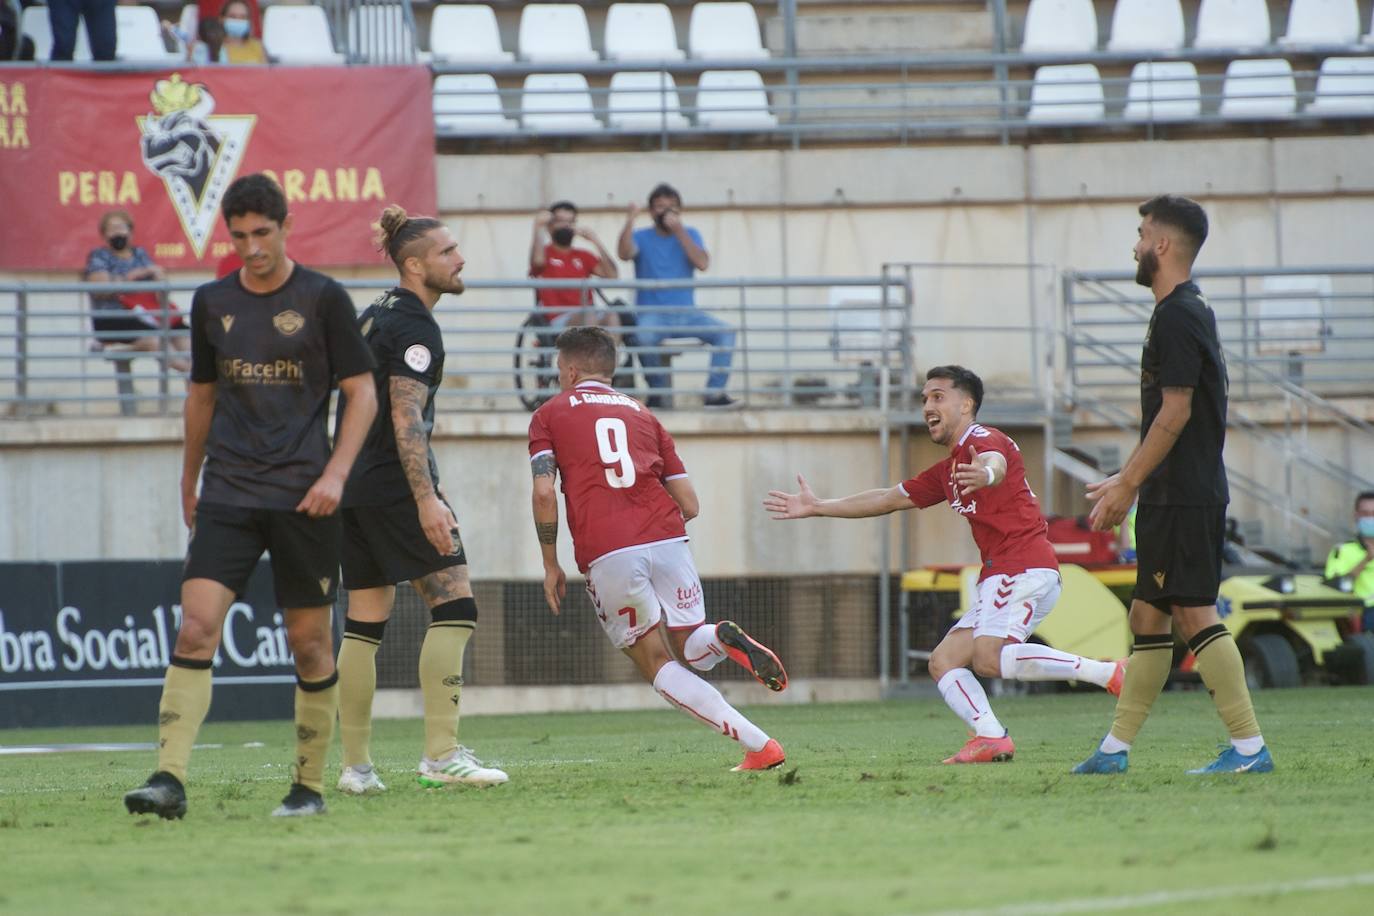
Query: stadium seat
430 5 513 63
1257 275 1330 355
688 2 768 59
518 4 598 63
605 3 684 61
347 4 424 62
695 70 777 128
1306 56 1374 114
1219 59 1297 118
1106 0 1185 52
433 74 519 133
1026 64 1105 122
178 4 199 45
1279 0 1361 45
608 72 691 129
20 6 93 60
262 6 345 64
1121 61 1201 121
1194 0 1271 48
115 6 179 61
521 74 603 130
1020 0 1097 53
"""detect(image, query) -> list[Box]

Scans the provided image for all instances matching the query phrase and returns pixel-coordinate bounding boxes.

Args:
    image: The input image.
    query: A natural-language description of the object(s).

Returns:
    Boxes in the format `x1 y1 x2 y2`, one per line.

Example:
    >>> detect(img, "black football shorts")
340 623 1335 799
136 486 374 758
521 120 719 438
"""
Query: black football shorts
341 497 467 590
183 501 341 608
1131 504 1226 611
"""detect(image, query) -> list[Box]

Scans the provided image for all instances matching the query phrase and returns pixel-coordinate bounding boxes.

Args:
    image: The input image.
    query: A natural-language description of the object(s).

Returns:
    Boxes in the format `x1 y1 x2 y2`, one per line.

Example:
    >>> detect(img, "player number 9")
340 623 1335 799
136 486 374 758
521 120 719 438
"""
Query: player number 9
595 417 636 489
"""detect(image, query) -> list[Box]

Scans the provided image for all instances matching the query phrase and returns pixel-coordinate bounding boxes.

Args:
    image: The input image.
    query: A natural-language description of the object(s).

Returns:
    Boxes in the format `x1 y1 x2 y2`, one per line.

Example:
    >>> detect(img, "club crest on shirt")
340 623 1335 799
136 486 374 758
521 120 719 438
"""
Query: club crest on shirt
319 577 331 595
220 314 234 333
1153 571 1166 589
273 310 305 336
404 344 432 372
360 316 374 337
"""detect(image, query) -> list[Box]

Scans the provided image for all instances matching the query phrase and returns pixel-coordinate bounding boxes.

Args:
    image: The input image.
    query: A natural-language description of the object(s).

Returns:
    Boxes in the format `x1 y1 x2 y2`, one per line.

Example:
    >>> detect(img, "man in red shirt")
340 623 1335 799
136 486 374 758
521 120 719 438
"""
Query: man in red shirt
529 326 786 772
765 365 1126 764
529 201 618 327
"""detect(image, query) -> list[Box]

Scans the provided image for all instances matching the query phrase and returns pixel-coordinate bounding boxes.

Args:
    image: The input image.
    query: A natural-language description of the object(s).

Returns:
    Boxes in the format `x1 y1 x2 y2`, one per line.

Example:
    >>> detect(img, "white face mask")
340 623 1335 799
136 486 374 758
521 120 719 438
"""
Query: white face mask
1358 516 1374 538
223 18 251 39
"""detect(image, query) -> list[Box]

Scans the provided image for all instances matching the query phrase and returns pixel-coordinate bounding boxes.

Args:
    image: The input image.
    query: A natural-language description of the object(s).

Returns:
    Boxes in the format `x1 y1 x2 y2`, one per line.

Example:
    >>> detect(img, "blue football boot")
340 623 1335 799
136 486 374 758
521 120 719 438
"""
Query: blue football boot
1071 747 1129 774
1186 744 1274 774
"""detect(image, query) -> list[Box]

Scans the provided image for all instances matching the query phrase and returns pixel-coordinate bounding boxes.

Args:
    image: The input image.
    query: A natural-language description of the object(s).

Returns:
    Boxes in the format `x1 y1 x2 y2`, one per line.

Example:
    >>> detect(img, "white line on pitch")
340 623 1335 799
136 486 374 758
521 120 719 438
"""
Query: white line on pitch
915 872 1374 916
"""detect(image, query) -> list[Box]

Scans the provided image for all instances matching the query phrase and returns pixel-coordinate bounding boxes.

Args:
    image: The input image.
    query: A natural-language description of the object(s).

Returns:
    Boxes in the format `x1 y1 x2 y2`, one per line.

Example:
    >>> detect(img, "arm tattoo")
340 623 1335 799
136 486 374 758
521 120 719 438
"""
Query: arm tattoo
531 453 557 479
390 376 434 501
536 522 558 545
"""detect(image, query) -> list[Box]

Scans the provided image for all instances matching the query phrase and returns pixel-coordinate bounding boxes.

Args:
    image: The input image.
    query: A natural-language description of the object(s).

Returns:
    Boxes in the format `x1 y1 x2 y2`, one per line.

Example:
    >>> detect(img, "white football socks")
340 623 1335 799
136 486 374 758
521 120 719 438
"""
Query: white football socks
681 624 728 672
1099 734 1131 754
936 668 1005 738
652 660 768 752
999 643 1116 688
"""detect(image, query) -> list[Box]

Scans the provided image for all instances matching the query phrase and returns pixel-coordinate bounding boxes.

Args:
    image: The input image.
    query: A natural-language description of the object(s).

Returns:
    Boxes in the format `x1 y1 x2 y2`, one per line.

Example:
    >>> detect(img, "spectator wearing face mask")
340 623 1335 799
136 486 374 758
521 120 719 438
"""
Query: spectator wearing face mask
84 209 191 371
529 200 618 328
1325 491 1374 631
218 0 264 63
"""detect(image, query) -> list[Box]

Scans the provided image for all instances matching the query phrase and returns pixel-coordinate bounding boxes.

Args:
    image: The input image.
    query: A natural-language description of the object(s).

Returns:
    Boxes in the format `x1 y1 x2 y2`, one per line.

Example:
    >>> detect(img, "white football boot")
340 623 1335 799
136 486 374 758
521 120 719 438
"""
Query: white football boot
417 746 509 788
337 764 387 795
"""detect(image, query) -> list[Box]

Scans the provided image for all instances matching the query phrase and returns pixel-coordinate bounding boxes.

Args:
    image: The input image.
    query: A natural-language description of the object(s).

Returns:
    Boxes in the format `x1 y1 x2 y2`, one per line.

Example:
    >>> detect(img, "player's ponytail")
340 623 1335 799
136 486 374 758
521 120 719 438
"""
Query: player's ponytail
374 205 444 270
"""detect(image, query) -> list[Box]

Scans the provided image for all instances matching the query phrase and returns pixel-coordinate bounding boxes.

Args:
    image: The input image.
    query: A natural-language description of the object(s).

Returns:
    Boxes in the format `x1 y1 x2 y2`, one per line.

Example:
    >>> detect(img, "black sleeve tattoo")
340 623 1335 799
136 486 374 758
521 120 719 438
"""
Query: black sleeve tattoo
390 376 434 500
536 522 558 545
531 453 557 479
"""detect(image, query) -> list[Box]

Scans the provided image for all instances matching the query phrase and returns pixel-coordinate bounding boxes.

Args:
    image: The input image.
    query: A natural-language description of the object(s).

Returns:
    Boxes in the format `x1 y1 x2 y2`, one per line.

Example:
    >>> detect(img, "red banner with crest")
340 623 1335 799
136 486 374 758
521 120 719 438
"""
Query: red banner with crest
0 67 436 270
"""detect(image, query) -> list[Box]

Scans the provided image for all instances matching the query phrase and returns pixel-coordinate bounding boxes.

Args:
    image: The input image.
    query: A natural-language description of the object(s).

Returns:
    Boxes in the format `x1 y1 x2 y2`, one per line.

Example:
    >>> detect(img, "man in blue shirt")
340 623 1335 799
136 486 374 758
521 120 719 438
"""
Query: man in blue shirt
617 183 736 409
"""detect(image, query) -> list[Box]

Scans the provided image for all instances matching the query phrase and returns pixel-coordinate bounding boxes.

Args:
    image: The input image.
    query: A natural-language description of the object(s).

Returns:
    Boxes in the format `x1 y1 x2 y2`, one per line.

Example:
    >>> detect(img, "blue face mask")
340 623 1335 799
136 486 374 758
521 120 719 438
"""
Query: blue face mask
1358 516 1374 538
223 18 251 39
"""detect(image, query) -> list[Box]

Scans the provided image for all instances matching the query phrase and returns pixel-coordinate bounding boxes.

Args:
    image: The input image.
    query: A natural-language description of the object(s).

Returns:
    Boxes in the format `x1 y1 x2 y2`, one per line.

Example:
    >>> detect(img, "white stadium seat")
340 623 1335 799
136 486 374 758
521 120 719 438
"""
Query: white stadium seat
1306 56 1374 114
1026 64 1105 122
695 70 777 128
433 74 519 133
1021 0 1097 53
1121 61 1201 121
521 74 603 130
1107 0 1185 52
688 2 768 59
1279 0 1361 45
518 4 598 63
430 5 513 64
1219 59 1297 118
1257 275 1330 355
263 6 345 64
21 6 93 60
605 3 684 61
608 72 691 129
1194 0 1271 48
178 5 199 45
115 6 179 61
347 4 424 62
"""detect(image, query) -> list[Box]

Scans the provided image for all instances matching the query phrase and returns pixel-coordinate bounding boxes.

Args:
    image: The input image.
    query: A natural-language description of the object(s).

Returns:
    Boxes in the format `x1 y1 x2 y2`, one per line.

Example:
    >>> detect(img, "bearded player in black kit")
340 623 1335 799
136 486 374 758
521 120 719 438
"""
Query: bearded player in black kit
124 174 378 819
333 206 507 794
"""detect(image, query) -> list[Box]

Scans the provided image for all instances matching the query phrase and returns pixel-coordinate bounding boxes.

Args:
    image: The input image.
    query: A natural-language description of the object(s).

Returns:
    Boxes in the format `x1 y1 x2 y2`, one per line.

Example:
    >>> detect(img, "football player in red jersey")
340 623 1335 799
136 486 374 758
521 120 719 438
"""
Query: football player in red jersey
765 365 1126 765
529 326 786 771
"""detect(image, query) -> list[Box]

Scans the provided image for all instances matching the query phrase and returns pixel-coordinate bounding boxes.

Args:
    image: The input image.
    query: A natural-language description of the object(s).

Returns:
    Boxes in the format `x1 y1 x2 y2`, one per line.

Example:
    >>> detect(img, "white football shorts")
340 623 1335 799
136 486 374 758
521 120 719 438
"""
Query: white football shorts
584 538 704 649
953 567 1062 642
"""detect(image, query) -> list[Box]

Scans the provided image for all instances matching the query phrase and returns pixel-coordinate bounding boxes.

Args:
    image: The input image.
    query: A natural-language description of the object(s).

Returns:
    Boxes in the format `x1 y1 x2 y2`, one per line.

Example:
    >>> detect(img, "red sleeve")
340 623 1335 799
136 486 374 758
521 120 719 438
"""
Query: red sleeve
583 250 601 274
967 425 1010 460
656 417 686 478
528 406 554 458
900 463 945 509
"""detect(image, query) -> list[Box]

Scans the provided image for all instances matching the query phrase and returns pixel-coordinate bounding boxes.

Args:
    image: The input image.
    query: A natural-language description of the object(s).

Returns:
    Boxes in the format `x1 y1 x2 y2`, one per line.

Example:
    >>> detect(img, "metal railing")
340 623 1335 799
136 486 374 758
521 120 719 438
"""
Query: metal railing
0 276 911 418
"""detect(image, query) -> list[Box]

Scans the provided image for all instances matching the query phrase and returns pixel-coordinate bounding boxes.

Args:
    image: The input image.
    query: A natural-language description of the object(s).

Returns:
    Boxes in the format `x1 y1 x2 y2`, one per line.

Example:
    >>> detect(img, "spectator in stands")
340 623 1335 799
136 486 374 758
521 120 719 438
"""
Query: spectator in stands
85 210 190 372
529 200 618 329
48 0 116 60
197 0 256 37
1325 491 1374 631
218 0 264 63
1 0 36 60
617 183 736 409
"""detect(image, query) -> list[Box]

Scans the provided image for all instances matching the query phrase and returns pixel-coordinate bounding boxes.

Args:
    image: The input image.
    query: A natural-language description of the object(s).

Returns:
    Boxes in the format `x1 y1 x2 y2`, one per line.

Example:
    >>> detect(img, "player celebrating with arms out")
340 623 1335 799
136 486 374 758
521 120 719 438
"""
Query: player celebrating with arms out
765 366 1125 764
529 326 786 771
334 206 507 794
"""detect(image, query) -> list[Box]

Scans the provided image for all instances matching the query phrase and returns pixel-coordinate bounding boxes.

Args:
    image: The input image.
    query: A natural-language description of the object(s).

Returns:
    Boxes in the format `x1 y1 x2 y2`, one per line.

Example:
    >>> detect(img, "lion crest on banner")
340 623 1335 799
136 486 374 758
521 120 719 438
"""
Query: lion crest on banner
136 74 255 259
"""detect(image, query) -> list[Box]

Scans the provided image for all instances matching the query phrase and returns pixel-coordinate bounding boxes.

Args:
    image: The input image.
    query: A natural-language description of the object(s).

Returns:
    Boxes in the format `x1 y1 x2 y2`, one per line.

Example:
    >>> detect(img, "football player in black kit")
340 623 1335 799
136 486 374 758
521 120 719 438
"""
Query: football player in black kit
124 174 378 819
333 206 507 795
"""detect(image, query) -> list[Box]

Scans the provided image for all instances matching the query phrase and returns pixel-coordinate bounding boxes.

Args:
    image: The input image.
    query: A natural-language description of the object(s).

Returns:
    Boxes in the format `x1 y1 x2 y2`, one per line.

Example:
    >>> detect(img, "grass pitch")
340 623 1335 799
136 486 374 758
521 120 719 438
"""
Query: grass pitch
1 687 1371 916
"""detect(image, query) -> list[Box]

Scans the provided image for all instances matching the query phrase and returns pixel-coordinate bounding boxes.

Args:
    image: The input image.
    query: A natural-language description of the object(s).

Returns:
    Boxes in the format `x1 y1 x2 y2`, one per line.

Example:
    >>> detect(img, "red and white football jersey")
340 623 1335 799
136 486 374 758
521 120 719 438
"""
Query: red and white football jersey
900 423 1058 582
528 381 689 571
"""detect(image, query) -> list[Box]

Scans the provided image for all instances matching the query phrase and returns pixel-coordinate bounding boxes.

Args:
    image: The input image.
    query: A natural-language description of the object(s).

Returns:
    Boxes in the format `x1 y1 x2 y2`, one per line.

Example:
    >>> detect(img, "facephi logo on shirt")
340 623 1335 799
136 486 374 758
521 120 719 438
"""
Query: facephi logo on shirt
273 310 305 336
220 314 234 334
136 74 256 259
404 344 432 372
